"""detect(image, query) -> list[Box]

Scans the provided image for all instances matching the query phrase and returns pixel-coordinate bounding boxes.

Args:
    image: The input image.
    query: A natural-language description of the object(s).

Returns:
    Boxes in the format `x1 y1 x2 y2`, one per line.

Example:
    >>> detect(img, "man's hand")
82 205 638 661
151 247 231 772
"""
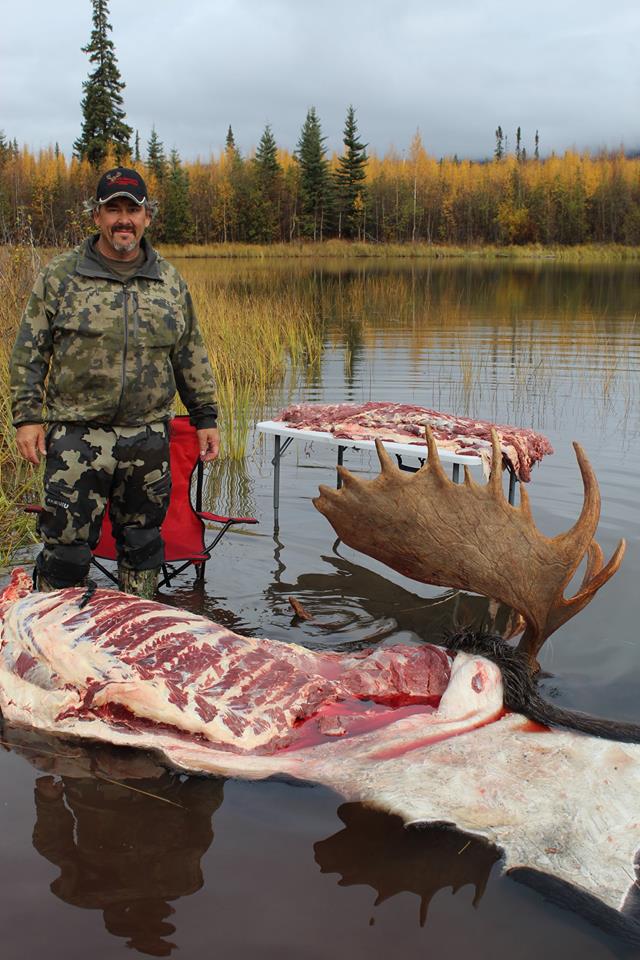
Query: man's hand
16 424 46 465
196 427 220 462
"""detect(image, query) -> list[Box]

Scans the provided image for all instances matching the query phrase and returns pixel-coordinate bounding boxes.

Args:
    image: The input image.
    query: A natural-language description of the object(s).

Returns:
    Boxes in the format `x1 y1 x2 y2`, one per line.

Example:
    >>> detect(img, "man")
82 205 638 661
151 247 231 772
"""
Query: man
10 167 219 598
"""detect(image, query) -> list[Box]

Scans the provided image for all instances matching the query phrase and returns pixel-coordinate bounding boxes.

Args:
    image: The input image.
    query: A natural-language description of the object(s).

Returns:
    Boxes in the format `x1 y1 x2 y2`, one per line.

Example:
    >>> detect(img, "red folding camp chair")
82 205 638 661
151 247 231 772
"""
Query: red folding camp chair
25 417 258 588
92 416 258 587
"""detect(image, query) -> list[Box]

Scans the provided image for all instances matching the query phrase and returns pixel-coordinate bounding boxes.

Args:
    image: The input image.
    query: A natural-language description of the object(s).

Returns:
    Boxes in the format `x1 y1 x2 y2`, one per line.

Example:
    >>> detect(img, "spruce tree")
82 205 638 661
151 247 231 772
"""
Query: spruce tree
74 0 132 166
134 130 141 164
294 107 330 240
222 125 246 242
334 106 368 239
494 126 504 160
146 126 167 180
250 124 281 242
254 124 280 182
225 125 241 161
163 149 192 243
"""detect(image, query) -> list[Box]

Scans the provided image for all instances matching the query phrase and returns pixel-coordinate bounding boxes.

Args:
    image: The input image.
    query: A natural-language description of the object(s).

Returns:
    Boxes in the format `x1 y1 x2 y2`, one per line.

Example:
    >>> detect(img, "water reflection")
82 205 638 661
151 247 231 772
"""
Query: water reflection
182 257 640 436
315 803 500 925
264 552 521 650
4 726 223 957
200 456 257 520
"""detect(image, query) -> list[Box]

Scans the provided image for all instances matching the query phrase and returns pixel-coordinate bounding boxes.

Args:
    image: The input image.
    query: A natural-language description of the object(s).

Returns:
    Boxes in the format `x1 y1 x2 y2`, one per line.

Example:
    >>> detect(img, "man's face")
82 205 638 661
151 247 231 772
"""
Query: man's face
93 197 152 259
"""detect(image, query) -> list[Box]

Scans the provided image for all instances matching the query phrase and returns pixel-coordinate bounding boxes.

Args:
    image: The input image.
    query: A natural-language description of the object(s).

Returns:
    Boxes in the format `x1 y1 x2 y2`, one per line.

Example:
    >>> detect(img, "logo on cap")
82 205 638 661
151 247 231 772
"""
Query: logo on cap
96 167 148 204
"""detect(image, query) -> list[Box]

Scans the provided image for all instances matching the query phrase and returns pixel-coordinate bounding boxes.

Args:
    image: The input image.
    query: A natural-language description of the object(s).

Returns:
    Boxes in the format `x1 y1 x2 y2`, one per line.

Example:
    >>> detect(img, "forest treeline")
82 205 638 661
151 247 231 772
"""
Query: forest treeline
1 127 639 248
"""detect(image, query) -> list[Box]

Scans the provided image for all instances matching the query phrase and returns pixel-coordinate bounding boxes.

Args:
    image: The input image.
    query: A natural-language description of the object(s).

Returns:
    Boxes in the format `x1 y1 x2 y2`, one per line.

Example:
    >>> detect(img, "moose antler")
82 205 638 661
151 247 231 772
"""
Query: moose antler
313 428 625 667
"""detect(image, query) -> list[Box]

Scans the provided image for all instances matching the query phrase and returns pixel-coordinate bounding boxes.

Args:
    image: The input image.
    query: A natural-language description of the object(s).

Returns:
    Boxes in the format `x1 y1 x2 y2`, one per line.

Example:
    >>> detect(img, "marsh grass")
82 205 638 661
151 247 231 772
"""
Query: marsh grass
0 247 43 565
160 241 640 263
188 285 324 459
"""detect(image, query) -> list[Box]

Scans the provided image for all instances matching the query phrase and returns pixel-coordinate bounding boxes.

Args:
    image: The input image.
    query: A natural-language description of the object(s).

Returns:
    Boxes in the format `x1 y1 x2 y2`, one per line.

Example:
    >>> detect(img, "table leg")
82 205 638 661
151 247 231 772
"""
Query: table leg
273 435 281 528
452 463 460 484
508 468 518 506
337 445 346 488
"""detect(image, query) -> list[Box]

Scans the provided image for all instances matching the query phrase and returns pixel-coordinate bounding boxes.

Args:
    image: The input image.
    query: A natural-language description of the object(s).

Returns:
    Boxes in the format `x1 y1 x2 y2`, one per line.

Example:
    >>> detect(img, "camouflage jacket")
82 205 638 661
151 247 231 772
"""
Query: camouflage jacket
10 237 217 429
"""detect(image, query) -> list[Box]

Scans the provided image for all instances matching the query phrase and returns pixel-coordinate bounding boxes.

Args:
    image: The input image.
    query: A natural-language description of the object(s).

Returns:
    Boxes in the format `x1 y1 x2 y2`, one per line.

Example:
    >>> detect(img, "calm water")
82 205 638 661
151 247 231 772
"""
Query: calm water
3 259 640 959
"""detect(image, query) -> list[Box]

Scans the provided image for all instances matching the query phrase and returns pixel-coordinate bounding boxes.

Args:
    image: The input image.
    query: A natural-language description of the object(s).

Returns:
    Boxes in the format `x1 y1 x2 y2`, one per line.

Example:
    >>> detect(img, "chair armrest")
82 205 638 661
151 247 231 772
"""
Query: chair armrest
196 511 258 525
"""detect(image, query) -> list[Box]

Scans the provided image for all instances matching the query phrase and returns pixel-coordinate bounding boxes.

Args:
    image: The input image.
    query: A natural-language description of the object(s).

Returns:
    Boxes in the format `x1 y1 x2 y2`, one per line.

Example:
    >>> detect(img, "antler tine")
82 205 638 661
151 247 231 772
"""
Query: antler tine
556 442 600 551
424 425 448 483
335 464 362 489
581 540 605 587
489 429 504 496
564 537 625 611
374 438 395 475
520 537 626 663
517 481 534 522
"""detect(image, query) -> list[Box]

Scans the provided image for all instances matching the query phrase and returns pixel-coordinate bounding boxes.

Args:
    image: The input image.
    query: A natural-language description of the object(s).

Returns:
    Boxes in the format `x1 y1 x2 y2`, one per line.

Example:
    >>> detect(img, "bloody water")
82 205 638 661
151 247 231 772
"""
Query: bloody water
2 258 639 959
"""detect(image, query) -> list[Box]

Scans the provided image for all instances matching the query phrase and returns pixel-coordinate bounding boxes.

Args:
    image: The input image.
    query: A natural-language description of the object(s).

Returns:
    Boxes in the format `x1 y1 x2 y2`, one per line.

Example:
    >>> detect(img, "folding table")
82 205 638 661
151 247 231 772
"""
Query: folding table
257 419 518 527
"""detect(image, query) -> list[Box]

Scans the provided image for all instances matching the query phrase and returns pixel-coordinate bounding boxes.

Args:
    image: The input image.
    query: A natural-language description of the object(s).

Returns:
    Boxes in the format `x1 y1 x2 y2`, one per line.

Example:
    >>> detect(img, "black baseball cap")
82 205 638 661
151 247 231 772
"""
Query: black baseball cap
96 167 148 204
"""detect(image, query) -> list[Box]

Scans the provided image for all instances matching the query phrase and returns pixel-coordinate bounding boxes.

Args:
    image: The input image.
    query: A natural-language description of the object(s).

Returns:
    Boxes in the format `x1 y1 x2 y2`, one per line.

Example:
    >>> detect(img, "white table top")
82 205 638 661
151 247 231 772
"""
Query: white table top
256 420 483 467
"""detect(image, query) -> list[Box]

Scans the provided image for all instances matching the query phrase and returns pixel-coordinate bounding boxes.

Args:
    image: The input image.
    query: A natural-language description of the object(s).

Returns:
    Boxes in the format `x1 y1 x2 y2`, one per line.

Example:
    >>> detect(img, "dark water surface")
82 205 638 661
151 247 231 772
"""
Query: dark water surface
3 259 640 959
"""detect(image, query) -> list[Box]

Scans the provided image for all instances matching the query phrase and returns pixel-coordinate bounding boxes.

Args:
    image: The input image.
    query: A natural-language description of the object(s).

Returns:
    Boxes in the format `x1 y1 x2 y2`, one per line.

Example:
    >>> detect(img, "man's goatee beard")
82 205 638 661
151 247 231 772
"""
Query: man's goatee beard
112 235 138 253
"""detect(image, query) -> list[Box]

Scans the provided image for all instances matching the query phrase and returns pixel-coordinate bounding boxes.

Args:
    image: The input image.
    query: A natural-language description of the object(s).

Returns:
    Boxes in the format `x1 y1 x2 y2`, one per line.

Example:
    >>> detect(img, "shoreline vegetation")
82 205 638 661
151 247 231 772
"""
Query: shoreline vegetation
160 241 640 262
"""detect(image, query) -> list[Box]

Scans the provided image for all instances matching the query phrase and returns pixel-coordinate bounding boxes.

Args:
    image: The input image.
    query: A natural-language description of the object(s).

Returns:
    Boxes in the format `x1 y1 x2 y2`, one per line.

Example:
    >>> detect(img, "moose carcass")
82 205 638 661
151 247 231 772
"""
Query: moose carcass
0 433 637 925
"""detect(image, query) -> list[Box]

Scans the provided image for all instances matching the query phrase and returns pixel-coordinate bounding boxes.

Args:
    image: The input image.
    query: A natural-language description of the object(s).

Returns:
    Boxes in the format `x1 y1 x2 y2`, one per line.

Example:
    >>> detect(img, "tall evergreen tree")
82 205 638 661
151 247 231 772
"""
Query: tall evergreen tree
253 124 280 181
494 126 504 160
134 130 141 164
146 126 167 179
250 124 281 242
294 107 330 240
225 125 241 160
334 106 368 239
163 149 192 243
534 130 540 161
73 0 132 166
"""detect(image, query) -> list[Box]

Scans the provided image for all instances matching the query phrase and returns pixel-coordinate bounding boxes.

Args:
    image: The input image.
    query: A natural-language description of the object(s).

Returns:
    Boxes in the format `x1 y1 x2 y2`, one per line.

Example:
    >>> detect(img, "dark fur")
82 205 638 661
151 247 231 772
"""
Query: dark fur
446 630 640 744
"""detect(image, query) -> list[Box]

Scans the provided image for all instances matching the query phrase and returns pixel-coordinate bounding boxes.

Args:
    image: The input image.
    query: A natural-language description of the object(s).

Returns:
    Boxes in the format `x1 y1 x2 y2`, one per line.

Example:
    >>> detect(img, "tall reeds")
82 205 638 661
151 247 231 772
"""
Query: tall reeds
0 247 44 565
188 283 324 459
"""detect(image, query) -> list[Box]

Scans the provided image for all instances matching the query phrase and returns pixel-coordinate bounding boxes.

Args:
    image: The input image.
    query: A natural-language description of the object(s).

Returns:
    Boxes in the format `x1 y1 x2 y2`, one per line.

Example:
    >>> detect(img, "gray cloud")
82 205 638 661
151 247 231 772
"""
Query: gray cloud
1 0 638 160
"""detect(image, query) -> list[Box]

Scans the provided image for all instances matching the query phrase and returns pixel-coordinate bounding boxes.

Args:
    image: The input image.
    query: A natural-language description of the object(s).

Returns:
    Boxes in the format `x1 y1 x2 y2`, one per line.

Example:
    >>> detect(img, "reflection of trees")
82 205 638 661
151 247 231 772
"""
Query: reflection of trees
264 552 520 650
315 803 500 925
201 456 256 521
5 727 224 958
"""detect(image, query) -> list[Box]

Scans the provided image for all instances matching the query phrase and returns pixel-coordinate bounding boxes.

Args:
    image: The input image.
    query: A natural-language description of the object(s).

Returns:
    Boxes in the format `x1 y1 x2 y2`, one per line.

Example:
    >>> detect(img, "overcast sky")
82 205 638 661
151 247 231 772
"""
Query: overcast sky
2 0 638 162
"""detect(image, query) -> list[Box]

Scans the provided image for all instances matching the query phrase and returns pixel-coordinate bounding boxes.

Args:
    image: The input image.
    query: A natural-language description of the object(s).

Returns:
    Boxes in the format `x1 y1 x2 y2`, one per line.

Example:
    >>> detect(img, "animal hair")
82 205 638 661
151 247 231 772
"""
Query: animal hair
446 630 640 744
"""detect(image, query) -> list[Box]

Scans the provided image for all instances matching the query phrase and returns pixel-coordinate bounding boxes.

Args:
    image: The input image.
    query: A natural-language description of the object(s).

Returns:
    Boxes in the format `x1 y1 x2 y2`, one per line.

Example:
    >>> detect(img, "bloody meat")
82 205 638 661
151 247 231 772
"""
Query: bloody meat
276 401 553 481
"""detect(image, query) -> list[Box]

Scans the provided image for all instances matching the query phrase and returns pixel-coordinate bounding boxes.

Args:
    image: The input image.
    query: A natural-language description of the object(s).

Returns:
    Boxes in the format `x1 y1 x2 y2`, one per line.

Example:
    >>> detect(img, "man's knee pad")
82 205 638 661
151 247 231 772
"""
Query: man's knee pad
120 527 164 570
37 544 92 588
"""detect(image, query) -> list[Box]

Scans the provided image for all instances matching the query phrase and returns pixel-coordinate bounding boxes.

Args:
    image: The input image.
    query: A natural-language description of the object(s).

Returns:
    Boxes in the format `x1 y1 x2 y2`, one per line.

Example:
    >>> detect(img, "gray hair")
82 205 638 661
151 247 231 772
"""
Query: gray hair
83 197 160 220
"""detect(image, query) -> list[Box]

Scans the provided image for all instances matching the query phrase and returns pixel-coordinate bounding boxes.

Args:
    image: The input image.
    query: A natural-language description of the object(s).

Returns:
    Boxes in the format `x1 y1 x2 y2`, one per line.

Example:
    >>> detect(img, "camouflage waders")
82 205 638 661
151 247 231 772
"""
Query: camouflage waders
36 422 171 598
